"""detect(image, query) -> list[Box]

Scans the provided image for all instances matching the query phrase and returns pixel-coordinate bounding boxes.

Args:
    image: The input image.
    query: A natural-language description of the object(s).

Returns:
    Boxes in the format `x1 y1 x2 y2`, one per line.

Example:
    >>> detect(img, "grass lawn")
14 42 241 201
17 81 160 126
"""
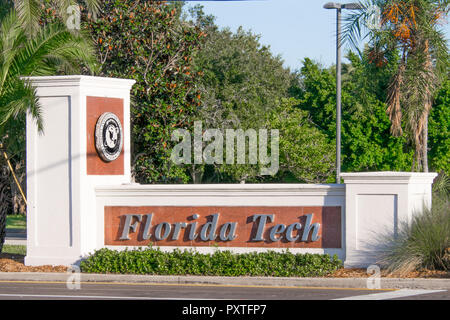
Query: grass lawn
6 214 26 229
1 244 26 255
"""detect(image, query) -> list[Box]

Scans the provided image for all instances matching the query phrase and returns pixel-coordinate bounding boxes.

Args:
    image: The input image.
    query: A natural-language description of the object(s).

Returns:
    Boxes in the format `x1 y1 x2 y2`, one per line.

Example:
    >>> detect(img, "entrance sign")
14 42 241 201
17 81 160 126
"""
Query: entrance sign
105 206 341 248
24 76 437 268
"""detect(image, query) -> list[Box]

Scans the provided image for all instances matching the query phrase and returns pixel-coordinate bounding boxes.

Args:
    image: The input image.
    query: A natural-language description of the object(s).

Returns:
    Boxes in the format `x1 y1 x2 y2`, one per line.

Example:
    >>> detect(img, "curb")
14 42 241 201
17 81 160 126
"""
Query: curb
0 272 449 290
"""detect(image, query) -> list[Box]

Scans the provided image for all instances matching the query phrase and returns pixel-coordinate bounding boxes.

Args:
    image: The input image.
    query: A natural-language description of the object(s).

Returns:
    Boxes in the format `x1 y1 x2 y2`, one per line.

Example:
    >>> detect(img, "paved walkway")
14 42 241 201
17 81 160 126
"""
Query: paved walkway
0 280 447 300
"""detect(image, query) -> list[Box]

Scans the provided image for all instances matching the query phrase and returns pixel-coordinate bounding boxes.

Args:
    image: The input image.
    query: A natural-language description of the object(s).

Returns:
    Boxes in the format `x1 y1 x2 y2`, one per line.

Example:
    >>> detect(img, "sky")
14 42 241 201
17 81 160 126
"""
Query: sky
184 0 450 71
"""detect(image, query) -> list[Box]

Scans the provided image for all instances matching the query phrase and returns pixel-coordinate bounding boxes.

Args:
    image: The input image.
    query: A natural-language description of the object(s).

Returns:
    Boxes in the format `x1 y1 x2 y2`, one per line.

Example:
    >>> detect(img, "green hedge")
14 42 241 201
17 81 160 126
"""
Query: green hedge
80 247 342 277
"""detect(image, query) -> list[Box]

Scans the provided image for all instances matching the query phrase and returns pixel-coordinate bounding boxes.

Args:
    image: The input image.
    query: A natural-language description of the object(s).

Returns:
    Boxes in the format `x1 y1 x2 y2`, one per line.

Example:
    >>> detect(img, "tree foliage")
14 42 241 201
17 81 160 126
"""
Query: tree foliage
84 0 206 183
267 98 335 183
190 20 297 183
2 0 100 36
193 25 294 128
429 79 450 174
292 54 414 175
343 0 450 171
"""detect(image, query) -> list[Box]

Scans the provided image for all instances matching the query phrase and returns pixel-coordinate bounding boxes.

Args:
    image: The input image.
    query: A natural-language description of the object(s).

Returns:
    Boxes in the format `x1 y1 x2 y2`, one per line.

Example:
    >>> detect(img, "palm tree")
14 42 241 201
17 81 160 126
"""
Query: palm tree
0 9 97 253
343 0 449 172
4 0 100 36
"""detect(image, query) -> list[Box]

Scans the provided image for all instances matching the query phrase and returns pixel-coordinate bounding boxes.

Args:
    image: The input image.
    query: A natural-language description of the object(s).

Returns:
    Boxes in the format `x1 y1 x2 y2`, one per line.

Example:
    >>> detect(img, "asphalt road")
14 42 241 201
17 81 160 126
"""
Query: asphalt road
0 281 447 319
0 281 448 300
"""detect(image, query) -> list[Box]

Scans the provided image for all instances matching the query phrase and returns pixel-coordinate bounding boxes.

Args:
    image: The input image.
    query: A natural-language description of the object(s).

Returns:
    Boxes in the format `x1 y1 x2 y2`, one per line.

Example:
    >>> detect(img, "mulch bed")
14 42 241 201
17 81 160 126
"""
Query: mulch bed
1 253 449 277
0 254 67 273
328 267 450 279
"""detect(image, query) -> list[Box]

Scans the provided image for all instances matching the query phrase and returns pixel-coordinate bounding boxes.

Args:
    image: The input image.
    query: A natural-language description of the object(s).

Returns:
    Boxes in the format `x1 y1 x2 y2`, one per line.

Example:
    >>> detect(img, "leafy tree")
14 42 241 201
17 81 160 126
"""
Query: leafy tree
193 26 294 128
184 98 336 184
293 59 337 137
267 98 335 183
342 52 414 172
429 79 450 174
83 0 206 183
292 55 413 175
343 0 449 171
191 23 295 183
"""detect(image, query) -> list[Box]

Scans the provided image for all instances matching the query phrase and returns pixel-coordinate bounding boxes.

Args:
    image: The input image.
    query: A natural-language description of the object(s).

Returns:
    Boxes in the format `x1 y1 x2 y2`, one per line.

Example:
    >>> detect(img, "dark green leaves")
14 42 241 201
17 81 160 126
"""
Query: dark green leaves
86 0 205 183
80 247 343 277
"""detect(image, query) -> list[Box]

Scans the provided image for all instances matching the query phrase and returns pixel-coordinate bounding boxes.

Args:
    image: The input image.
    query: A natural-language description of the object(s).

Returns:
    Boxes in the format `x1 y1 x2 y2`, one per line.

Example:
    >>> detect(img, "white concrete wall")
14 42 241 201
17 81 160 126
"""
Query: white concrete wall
25 76 135 266
95 183 346 258
341 172 437 268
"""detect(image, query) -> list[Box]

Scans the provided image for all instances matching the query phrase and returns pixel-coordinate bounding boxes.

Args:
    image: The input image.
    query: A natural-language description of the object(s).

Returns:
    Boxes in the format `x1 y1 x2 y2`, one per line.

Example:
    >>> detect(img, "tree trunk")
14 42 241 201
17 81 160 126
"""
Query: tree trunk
190 164 203 184
422 39 433 173
10 160 26 215
422 113 429 172
0 163 11 253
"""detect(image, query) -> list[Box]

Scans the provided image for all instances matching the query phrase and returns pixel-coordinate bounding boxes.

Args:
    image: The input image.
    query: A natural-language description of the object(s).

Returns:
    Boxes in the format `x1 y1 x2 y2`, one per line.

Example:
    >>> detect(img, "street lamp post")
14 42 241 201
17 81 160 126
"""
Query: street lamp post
323 2 363 184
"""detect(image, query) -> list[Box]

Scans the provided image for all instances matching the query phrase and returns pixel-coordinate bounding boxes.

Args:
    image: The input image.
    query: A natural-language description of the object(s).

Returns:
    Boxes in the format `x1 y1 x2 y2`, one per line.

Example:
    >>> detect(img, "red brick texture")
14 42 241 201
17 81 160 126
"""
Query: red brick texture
104 206 342 248
86 96 124 175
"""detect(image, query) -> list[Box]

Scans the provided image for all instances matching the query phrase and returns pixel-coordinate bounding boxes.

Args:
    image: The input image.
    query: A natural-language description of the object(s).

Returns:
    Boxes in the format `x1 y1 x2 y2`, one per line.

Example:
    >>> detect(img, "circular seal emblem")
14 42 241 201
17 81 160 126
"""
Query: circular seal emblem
95 112 123 162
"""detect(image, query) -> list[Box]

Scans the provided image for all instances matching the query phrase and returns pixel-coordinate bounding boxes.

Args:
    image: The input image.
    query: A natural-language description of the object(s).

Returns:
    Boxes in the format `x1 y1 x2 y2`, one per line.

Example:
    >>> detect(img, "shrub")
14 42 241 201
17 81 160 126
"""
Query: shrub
80 247 342 277
377 192 450 275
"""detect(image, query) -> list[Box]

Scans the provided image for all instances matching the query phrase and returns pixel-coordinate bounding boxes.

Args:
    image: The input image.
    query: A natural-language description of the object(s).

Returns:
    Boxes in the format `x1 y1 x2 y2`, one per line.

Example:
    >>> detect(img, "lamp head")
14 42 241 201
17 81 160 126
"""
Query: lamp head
323 2 364 10
323 2 342 9
342 3 364 10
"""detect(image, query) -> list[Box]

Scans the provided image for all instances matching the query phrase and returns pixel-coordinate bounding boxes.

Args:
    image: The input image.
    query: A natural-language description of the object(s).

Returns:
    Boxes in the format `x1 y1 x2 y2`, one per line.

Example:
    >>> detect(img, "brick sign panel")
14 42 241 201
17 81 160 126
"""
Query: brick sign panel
86 96 124 175
105 206 342 248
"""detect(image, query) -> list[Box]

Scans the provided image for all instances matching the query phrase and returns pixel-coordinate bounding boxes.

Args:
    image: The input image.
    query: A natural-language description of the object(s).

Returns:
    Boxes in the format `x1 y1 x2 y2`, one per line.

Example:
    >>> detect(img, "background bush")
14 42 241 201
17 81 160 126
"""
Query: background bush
80 248 342 277
377 187 450 275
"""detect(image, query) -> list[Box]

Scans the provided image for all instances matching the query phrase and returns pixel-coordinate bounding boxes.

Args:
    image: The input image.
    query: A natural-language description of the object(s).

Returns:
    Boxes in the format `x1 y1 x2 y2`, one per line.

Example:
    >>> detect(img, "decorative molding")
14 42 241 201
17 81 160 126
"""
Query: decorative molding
22 75 136 90
341 172 437 184
95 184 346 198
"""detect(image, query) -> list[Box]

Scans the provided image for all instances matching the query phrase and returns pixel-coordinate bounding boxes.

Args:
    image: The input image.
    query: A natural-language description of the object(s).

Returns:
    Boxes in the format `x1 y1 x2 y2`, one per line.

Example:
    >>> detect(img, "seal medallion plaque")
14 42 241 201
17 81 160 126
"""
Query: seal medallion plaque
94 112 123 162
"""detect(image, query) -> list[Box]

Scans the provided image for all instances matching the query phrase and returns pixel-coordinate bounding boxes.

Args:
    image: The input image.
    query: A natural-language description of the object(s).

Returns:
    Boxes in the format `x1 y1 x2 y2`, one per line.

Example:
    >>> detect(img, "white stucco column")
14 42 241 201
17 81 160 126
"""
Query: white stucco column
341 172 437 268
25 76 135 266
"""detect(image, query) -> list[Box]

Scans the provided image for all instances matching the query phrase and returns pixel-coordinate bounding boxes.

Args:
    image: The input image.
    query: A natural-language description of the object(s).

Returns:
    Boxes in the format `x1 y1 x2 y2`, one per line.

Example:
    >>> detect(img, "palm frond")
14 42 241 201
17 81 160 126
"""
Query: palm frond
341 0 378 52
0 9 97 133
0 78 42 132
0 10 26 93
82 0 100 19
9 21 96 78
14 0 41 36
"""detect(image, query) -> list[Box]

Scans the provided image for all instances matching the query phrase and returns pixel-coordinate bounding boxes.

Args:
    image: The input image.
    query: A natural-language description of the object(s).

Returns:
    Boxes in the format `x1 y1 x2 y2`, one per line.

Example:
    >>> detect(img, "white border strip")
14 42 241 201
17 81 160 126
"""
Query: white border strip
334 289 446 300
0 293 215 300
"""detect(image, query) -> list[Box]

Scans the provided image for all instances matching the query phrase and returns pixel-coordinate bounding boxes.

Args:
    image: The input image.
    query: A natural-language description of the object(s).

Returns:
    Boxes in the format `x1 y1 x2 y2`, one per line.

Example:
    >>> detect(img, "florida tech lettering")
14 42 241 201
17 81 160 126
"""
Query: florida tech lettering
105 206 342 248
